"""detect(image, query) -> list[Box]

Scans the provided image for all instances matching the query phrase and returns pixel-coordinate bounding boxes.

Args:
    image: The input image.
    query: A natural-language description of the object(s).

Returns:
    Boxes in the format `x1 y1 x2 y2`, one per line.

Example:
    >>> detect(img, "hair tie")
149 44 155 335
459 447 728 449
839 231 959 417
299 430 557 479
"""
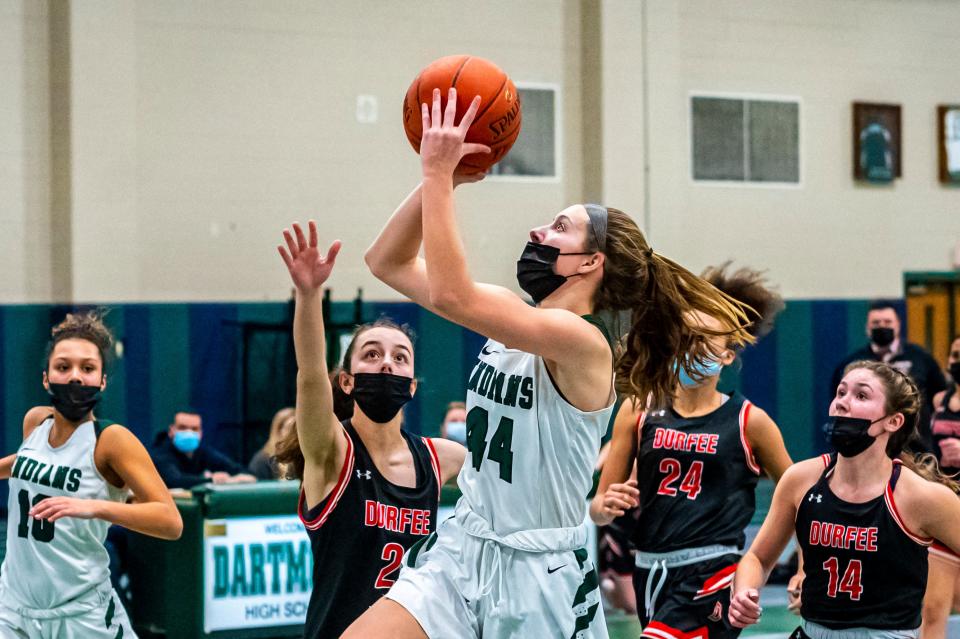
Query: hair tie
644 247 654 259
583 204 609 253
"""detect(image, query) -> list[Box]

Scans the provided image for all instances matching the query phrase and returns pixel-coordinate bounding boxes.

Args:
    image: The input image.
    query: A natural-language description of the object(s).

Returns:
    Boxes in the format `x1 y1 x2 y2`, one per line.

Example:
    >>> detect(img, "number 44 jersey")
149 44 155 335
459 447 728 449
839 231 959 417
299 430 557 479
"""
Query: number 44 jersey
457 333 615 545
1 417 128 609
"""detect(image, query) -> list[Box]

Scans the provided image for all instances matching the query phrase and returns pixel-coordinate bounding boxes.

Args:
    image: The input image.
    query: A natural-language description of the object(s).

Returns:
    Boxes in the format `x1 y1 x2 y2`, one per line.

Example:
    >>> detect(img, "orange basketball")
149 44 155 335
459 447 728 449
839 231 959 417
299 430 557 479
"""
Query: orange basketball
403 55 522 174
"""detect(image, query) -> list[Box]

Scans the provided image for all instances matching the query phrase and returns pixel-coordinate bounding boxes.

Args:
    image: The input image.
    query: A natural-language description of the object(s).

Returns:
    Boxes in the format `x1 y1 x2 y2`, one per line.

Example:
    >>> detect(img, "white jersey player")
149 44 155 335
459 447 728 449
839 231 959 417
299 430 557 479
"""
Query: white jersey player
346 87 754 638
0 312 182 639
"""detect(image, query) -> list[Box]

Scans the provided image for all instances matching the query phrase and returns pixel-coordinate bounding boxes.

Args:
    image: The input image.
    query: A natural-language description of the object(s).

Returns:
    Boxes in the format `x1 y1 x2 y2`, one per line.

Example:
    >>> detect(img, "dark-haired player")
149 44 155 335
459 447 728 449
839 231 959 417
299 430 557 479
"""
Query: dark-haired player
273 221 465 638
592 263 794 638
0 311 182 638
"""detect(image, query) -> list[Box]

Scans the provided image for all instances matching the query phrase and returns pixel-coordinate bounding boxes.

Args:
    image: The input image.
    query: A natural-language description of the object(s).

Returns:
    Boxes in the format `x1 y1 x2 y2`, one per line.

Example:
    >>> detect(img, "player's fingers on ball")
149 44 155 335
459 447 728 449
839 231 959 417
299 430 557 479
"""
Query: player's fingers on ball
444 88 457 124
421 101 430 129
459 95 482 130
462 144 491 157
431 88 442 126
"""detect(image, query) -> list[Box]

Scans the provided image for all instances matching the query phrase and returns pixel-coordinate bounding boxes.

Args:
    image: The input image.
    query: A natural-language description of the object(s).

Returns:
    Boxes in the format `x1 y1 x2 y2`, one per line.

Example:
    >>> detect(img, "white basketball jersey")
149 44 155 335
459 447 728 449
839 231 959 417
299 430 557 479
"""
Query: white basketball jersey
456 338 614 544
1 417 127 609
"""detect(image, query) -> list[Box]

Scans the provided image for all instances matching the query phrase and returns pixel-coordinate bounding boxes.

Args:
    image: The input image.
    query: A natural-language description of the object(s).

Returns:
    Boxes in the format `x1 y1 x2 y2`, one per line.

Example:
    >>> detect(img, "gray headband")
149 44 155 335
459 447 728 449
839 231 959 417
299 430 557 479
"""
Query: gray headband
583 204 609 253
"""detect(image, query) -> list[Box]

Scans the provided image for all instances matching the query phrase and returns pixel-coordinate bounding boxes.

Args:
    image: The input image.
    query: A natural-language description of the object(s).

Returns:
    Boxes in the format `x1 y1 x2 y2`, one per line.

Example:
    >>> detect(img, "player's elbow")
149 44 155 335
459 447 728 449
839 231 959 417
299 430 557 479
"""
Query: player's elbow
158 505 184 540
364 247 386 279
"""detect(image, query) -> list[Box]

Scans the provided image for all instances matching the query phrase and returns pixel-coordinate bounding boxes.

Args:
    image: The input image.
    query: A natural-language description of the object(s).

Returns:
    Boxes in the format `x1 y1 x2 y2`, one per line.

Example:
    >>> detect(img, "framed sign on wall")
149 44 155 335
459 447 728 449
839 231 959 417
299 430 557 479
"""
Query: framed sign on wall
853 102 901 183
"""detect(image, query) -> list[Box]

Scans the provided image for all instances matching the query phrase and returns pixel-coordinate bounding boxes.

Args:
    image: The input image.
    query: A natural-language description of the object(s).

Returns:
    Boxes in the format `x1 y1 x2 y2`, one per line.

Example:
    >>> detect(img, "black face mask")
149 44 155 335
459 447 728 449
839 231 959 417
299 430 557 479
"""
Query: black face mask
47 383 102 422
870 327 896 348
350 373 413 423
516 242 591 304
823 415 885 458
949 363 960 384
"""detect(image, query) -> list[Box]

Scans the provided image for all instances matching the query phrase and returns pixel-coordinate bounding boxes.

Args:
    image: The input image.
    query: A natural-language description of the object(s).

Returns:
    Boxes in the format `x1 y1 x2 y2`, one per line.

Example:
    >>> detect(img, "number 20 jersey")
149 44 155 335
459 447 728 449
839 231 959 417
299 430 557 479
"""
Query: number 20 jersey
633 393 760 553
1 417 127 609
299 420 440 639
457 336 614 543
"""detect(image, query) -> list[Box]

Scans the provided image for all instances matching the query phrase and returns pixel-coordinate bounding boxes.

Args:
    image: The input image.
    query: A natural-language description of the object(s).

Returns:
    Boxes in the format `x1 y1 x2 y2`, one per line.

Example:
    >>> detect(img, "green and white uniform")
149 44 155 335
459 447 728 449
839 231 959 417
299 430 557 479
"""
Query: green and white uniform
388 331 614 638
0 417 135 639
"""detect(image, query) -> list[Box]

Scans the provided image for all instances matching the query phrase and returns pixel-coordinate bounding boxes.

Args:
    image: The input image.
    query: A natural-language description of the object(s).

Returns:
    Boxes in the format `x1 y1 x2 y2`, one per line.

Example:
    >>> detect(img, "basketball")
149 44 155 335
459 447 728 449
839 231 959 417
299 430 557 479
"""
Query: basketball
403 55 522 174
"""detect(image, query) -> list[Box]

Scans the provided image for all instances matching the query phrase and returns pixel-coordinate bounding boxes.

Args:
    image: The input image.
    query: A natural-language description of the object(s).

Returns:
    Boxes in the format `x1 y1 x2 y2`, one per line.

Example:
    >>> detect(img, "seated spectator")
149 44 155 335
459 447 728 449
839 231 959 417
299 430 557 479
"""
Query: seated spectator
439 400 466 445
248 407 295 480
151 408 256 489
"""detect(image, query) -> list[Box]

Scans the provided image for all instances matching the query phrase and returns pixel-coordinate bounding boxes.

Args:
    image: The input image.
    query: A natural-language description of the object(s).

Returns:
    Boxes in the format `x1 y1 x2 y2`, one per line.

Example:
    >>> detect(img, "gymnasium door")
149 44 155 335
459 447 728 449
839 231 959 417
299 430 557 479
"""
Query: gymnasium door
904 272 960 370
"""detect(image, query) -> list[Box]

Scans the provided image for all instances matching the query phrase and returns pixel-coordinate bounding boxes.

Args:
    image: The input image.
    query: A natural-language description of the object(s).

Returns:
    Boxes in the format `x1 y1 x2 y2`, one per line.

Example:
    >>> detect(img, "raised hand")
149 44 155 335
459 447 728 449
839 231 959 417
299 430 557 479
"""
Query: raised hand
277 220 341 293
420 87 491 179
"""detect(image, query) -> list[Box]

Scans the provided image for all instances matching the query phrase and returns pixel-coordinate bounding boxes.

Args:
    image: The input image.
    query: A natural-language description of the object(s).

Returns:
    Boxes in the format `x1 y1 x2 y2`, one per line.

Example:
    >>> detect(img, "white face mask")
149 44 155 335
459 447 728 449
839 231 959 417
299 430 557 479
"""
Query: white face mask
445 420 467 445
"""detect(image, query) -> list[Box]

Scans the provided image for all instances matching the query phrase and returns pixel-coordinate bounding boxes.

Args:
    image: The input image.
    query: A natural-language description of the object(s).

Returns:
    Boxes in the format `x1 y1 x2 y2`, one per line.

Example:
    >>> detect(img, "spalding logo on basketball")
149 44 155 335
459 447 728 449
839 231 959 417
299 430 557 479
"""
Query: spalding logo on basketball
403 55 523 174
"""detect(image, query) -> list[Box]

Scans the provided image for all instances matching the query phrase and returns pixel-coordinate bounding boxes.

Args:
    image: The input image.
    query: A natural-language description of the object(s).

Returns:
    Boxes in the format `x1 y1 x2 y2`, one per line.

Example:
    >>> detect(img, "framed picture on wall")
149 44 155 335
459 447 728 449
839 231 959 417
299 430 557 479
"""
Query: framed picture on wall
852 102 901 183
939 105 960 185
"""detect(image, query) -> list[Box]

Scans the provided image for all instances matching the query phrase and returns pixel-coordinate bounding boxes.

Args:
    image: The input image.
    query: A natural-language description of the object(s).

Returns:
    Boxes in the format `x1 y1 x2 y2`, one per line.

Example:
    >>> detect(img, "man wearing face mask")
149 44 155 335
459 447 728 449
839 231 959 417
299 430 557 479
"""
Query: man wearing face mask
829 300 946 453
150 409 256 489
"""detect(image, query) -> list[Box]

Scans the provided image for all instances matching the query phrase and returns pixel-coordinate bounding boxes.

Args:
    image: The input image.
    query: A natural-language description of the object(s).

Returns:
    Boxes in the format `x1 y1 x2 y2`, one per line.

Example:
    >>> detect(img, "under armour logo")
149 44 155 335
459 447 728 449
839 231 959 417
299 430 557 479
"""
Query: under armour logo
356 470 372 480
808 493 822 503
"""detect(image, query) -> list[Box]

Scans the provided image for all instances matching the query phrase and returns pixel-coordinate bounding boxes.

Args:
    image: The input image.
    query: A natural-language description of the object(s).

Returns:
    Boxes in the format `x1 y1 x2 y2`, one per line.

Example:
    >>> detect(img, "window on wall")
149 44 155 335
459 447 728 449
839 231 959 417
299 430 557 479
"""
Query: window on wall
691 95 800 184
489 85 558 179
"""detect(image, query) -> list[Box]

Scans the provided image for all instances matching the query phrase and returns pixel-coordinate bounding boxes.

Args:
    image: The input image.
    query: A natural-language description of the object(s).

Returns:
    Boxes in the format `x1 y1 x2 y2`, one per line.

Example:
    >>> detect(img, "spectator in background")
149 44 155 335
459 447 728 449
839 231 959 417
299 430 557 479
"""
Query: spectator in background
439 401 466 445
151 408 256 489
830 300 946 451
248 407 295 480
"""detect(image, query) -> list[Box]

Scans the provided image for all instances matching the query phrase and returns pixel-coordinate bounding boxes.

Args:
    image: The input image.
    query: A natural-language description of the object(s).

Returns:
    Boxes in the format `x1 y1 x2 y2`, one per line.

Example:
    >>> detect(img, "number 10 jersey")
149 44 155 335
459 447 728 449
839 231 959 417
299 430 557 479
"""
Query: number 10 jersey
1 417 127 610
457 335 614 548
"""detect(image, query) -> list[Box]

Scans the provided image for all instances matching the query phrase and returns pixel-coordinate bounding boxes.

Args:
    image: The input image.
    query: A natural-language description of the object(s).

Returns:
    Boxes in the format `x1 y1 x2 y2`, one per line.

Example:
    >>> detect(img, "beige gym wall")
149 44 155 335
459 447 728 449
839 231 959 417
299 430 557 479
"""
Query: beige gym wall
3 0 960 303
601 0 960 299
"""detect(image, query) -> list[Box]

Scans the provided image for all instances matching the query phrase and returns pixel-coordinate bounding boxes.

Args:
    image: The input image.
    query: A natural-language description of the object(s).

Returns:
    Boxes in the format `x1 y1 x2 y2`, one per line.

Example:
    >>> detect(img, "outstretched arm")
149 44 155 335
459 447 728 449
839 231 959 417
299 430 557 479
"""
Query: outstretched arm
416 88 608 367
590 401 641 526
278 222 348 504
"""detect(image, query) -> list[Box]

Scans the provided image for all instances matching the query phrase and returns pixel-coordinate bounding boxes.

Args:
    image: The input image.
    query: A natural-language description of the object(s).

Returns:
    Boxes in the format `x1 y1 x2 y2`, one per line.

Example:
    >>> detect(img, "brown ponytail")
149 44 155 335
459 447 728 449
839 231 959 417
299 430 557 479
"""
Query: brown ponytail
843 359 959 491
901 452 960 494
597 209 755 408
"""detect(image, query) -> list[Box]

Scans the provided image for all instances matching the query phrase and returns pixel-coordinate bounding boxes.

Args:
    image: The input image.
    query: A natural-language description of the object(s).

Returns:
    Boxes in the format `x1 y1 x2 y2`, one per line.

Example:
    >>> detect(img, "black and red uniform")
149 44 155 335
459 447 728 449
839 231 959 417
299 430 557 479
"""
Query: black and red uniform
299 420 441 639
632 392 761 638
795 454 931 632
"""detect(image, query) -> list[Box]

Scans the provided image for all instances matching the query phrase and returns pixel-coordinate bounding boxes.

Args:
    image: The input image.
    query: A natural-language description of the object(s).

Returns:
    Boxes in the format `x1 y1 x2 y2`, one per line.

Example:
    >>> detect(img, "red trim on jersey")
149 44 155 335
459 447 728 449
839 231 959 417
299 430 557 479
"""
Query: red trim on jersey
642 621 710 639
692 562 738 600
423 437 442 500
820 453 833 468
738 401 761 475
883 466 933 547
298 426 354 531
636 410 648 441
930 541 960 565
